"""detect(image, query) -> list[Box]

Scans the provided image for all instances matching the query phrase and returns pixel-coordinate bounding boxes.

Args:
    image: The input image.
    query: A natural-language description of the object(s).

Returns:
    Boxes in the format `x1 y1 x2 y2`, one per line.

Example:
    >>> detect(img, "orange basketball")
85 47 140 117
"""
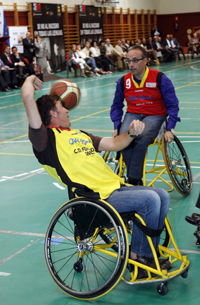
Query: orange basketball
50 79 81 110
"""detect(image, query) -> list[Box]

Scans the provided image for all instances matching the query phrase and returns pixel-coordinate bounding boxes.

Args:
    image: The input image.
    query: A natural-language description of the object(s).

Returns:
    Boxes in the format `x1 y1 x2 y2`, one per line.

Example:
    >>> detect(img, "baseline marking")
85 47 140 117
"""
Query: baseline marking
0 272 11 276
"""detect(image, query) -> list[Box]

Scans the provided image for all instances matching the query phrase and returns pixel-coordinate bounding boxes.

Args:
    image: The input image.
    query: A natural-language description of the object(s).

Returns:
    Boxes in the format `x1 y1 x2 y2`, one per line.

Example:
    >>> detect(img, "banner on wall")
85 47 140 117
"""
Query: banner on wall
32 3 65 72
78 5 104 46
8 26 28 53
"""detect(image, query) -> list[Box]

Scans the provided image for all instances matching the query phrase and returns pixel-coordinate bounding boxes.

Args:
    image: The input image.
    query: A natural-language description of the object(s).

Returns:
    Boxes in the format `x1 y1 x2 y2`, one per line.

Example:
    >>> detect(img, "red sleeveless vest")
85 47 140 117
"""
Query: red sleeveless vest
123 68 167 116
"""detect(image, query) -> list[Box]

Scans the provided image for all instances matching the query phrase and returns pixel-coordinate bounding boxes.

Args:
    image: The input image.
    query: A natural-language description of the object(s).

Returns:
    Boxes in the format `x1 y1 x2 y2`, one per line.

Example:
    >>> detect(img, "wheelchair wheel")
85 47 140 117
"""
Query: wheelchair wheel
44 198 129 300
103 151 120 174
162 135 193 196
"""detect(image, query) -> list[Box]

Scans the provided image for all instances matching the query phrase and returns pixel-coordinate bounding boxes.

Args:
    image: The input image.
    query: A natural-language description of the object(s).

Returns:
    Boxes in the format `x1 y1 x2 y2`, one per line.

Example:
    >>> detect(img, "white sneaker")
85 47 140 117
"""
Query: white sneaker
107 71 112 74
95 68 100 72
95 72 100 76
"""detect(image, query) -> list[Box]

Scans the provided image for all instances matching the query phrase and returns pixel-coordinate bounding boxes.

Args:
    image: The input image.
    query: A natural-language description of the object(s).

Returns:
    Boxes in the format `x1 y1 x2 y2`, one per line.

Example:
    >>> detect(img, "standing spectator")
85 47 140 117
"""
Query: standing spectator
188 33 199 59
35 35 53 74
76 43 99 76
23 32 35 64
105 38 123 71
10 46 35 76
69 44 91 78
169 34 186 60
162 35 179 61
151 25 162 37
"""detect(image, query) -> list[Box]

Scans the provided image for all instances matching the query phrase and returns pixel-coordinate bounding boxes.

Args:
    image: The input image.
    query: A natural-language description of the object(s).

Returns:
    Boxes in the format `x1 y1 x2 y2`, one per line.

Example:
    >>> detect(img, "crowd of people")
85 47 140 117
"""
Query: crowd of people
0 31 53 92
66 26 200 78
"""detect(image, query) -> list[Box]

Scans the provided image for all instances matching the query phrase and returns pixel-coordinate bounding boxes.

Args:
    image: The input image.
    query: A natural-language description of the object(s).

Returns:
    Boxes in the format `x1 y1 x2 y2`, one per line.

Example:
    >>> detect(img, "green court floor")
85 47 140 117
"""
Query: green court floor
0 58 200 305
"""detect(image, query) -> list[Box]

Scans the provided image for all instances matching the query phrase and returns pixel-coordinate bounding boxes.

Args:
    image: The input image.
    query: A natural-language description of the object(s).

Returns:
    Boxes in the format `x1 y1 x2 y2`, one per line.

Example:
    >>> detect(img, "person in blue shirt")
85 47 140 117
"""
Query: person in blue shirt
110 45 180 185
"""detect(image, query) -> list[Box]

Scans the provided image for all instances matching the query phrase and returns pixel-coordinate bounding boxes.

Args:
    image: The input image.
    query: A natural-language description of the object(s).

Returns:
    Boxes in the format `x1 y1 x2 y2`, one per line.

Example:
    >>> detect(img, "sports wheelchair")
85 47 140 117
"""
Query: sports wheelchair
44 196 190 300
103 123 193 196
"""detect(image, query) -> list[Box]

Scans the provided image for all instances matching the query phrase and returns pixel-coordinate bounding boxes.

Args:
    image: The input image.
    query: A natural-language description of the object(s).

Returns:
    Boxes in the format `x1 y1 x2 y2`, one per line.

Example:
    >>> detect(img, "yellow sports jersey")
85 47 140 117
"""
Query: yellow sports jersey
33 127 125 199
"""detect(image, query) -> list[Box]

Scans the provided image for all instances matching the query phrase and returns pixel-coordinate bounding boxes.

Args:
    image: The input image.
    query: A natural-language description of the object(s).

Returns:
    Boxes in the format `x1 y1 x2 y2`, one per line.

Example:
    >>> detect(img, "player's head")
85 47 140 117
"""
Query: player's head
36 94 70 128
127 46 148 78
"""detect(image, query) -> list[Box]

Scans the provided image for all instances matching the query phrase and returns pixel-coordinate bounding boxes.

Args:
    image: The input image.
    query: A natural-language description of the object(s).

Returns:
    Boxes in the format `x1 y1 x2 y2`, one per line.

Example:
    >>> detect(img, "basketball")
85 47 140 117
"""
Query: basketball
50 79 81 110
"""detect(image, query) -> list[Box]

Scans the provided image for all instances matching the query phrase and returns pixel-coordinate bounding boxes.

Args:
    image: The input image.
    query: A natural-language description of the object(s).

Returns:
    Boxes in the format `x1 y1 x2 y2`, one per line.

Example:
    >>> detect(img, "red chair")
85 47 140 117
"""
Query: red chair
24 58 43 81
66 54 80 78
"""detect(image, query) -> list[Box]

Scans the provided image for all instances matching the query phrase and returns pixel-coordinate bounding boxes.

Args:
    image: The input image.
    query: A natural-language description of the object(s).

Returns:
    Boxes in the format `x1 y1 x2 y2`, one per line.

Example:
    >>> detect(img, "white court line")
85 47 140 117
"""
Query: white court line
53 182 65 190
0 272 11 276
0 168 44 182
0 238 41 266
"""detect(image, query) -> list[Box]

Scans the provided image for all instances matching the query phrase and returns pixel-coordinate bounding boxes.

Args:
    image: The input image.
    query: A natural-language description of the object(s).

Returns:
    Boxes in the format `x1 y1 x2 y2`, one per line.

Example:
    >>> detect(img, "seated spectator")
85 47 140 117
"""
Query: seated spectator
105 38 123 71
77 42 100 76
125 39 130 48
145 37 159 65
153 36 172 62
90 41 106 74
188 33 199 59
162 34 179 61
0 57 20 89
115 40 127 58
1 45 26 76
69 44 91 78
151 24 162 37
35 35 53 74
129 39 135 47
10 46 35 76
135 39 141 45
99 40 114 73
121 39 129 53
169 34 186 60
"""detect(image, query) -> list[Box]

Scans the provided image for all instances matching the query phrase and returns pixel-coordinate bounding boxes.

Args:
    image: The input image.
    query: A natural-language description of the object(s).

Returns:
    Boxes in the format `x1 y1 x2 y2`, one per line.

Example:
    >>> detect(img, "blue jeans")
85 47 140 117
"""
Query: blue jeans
106 185 170 257
119 113 166 180
86 58 97 74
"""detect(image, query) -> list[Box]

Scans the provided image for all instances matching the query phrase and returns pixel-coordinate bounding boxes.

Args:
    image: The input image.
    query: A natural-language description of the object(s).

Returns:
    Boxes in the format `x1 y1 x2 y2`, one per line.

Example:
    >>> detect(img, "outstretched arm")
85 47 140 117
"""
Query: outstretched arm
99 120 145 152
21 75 43 129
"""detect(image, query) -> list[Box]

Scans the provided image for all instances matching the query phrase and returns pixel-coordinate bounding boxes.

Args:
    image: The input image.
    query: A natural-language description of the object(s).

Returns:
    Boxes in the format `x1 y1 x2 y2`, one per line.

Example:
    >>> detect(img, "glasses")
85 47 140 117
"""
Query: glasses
126 58 145 64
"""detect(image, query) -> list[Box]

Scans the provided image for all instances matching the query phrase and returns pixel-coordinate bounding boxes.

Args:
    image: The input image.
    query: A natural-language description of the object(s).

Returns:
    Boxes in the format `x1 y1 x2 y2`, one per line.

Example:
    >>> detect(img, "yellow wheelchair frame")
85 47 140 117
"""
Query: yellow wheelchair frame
103 134 193 196
44 197 190 300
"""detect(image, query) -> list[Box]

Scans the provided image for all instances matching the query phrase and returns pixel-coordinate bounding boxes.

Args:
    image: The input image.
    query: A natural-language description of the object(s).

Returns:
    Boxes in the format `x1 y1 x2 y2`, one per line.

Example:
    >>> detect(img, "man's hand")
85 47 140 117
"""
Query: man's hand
164 131 174 143
18 61 25 66
129 120 145 136
112 129 118 137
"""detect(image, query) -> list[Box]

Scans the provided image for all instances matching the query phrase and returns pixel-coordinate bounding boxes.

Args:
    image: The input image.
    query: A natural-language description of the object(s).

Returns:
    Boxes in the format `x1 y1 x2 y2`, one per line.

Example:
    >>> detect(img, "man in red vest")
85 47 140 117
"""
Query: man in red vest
110 45 180 185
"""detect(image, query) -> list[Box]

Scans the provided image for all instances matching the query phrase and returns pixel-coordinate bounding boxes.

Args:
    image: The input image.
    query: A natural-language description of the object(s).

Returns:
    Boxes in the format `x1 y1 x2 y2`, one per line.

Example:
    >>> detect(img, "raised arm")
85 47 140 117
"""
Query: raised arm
99 120 145 152
21 75 43 129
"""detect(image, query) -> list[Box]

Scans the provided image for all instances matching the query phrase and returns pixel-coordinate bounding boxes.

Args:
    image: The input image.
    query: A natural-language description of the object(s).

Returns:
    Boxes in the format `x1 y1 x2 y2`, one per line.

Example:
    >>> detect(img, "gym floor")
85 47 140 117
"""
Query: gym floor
0 59 200 305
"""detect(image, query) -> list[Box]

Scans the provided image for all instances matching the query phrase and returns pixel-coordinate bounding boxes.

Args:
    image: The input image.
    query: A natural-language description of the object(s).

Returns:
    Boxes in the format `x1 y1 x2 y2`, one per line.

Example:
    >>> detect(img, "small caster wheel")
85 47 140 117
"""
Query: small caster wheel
181 269 188 279
74 260 83 272
196 240 200 246
157 282 168 296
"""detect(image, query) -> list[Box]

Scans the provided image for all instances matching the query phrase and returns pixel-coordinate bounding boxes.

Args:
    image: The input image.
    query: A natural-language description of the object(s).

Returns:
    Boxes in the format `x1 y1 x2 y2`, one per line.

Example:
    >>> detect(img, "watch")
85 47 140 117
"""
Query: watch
166 128 174 134
128 130 136 138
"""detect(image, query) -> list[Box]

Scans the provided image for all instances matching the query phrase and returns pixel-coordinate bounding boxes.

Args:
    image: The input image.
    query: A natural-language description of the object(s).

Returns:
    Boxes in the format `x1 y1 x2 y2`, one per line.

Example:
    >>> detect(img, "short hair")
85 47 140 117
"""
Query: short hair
12 46 17 51
128 45 147 58
36 94 59 127
4 44 10 51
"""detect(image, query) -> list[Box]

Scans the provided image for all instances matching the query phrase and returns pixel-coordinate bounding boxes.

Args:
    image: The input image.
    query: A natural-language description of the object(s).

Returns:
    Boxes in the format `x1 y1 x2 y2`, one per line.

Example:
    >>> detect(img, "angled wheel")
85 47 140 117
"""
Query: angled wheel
162 135 193 196
103 151 120 174
44 198 129 300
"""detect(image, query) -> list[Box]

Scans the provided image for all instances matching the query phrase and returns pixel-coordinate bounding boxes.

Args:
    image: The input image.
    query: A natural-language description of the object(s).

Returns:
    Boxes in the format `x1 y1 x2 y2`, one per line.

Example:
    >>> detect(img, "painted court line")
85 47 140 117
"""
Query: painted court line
0 272 11 276
0 168 45 182
0 238 41 266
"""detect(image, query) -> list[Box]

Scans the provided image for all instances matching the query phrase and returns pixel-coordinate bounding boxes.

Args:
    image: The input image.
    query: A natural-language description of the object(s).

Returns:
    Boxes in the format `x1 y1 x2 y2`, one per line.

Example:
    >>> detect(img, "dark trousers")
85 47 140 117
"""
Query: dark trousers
1 69 18 85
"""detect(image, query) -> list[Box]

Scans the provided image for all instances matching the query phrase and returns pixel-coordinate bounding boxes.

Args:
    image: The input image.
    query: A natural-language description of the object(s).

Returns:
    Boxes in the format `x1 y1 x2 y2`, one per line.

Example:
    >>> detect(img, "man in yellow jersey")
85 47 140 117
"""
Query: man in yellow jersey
111 45 180 186
21 75 171 275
